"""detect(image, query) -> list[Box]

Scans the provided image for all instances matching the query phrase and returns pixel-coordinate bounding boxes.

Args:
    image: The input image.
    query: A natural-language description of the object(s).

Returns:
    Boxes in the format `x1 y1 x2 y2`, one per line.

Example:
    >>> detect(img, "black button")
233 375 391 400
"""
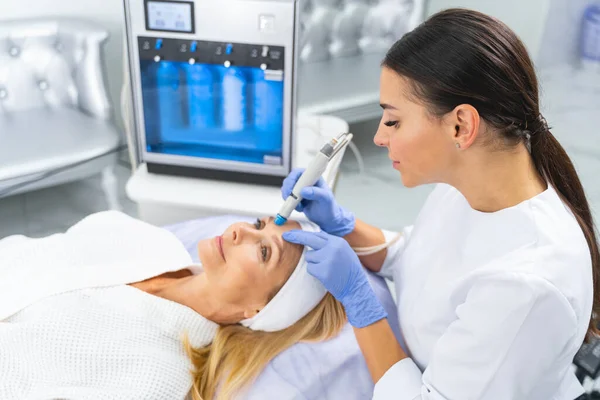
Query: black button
270 50 281 60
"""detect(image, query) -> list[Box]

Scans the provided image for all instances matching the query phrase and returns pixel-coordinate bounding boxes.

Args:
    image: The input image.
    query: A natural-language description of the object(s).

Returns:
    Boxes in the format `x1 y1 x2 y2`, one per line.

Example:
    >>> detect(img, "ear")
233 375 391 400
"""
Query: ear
452 104 480 150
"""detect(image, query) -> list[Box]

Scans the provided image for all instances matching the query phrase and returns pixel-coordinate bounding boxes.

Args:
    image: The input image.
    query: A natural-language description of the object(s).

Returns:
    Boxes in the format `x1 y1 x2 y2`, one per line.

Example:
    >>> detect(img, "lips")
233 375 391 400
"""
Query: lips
215 236 225 261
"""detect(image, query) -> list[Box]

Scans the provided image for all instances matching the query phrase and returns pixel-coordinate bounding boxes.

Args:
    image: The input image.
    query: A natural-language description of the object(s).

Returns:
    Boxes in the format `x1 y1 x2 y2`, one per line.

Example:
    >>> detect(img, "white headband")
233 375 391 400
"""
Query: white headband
240 220 327 332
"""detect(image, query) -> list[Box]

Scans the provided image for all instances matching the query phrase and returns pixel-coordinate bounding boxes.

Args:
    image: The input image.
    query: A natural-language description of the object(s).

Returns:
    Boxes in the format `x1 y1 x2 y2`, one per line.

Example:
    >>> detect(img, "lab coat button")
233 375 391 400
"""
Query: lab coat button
9 47 19 57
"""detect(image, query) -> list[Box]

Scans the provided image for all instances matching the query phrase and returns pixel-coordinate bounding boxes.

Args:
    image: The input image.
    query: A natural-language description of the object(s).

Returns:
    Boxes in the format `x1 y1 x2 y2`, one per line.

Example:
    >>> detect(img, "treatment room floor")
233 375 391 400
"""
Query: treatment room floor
0 65 599 239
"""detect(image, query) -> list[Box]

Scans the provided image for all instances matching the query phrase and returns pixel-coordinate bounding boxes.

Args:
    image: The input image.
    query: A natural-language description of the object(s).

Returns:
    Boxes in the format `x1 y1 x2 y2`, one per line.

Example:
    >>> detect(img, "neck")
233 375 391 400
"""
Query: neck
449 145 547 213
159 273 243 325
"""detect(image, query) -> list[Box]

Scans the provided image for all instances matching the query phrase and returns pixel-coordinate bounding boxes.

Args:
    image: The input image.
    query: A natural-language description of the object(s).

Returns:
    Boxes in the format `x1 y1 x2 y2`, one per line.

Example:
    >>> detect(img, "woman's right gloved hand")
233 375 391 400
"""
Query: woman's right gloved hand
281 168 355 237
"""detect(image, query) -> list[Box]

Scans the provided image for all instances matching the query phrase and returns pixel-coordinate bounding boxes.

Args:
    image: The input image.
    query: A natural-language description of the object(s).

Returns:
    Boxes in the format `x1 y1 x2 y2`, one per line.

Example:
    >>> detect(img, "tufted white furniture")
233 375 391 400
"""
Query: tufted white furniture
0 18 121 210
299 0 423 62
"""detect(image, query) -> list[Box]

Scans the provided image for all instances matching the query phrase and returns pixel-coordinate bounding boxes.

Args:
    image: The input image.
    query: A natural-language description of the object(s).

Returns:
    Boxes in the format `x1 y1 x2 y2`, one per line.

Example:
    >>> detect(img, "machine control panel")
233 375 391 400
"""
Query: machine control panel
138 37 285 71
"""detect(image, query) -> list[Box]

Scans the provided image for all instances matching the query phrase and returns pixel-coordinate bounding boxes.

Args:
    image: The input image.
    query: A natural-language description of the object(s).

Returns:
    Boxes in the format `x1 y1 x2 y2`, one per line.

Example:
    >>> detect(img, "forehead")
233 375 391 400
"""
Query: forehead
380 69 433 118
264 218 302 262
380 68 412 103
273 221 302 262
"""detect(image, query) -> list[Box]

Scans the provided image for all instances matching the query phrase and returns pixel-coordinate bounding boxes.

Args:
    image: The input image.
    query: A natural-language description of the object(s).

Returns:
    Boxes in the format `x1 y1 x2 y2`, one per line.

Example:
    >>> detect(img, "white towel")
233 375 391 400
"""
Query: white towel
0 210 194 320
240 220 328 332
0 211 218 400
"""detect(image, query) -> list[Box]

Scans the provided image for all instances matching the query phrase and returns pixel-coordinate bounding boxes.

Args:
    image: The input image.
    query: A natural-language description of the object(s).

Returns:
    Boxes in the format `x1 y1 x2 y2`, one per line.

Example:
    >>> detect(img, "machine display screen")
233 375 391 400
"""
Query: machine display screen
136 37 287 182
146 0 194 33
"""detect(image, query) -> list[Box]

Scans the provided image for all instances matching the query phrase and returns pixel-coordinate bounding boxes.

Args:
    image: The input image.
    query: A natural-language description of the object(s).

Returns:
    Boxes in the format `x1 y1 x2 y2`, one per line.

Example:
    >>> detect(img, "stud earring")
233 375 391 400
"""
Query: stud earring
455 143 461 149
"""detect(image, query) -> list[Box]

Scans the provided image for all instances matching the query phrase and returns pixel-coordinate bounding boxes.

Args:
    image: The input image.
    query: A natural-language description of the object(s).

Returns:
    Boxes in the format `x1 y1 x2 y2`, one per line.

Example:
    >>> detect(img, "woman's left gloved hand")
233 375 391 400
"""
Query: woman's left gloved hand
282 229 387 328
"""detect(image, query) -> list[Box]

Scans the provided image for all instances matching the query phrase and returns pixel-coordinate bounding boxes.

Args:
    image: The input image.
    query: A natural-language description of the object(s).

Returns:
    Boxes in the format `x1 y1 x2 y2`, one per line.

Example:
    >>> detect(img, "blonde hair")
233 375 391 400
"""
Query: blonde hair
183 293 346 400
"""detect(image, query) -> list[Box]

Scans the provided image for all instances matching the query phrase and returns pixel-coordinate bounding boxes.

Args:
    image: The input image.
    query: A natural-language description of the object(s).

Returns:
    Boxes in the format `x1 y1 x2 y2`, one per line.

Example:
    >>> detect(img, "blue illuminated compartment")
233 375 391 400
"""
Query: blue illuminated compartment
139 58 285 166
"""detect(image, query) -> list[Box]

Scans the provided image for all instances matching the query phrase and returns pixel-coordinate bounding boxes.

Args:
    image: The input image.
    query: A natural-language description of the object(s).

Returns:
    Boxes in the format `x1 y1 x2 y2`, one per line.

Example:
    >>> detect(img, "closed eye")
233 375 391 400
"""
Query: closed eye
261 246 268 261
384 120 399 128
253 218 270 261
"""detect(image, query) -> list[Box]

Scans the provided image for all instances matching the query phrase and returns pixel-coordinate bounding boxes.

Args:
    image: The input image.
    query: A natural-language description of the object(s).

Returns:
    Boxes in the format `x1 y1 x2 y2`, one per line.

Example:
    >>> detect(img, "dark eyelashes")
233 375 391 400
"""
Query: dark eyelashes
254 218 268 261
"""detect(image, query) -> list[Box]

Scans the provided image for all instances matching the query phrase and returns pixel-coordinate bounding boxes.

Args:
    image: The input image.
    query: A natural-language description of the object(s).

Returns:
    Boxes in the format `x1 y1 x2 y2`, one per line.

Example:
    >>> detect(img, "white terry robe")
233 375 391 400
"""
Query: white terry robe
0 211 218 400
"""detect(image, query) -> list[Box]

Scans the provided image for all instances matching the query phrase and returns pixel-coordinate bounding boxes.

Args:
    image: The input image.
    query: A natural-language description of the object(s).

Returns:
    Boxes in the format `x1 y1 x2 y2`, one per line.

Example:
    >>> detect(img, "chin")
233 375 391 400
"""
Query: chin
400 173 416 188
400 173 424 188
197 239 211 264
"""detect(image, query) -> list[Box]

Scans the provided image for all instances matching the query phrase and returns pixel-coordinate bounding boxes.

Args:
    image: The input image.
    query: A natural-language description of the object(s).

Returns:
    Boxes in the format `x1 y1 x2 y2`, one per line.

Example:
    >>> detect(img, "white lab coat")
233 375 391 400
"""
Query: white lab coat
373 183 593 400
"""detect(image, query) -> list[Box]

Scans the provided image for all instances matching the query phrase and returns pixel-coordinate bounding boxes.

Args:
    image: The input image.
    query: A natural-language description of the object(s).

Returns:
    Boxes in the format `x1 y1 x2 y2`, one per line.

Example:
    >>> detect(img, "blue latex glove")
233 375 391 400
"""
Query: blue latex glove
282 229 387 328
281 168 355 237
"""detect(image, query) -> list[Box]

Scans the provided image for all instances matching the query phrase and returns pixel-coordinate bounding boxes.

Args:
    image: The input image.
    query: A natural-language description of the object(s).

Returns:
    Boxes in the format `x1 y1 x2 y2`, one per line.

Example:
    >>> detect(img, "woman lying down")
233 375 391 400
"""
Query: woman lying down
0 211 346 400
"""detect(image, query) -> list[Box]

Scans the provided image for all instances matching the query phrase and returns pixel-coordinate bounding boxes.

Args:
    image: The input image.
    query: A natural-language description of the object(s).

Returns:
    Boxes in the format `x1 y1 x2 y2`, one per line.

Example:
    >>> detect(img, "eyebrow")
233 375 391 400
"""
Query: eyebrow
380 103 398 110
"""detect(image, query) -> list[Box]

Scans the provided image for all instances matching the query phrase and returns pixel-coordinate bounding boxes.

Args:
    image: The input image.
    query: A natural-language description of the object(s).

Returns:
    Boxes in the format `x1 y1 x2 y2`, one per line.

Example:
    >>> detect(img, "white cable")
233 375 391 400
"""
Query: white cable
352 232 402 256
347 140 365 175
297 118 366 176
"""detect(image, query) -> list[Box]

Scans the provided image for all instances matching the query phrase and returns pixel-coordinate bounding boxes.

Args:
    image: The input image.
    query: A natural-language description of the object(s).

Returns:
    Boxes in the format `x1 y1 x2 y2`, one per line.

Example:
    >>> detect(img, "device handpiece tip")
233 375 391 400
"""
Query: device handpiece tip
274 214 287 226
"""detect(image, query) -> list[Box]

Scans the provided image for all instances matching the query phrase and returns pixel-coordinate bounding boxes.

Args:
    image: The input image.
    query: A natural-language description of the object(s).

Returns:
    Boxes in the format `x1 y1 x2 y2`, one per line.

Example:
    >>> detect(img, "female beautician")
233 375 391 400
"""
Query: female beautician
281 8 600 400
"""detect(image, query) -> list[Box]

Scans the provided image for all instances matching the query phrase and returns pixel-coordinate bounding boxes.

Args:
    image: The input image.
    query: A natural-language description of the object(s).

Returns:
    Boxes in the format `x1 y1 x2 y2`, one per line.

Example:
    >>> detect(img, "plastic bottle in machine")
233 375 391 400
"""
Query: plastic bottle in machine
251 68 284 134
220 66 248 132
185 63 216 129
156 61 186 133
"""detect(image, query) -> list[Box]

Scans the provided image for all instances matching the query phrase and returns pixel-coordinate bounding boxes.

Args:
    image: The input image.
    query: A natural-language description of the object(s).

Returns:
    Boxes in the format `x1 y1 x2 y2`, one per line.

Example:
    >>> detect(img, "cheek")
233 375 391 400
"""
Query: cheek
223 249 263 291
197 239 218 268
389 122 423 162
208 262 256 306
392 120 444 182
232 257 285 306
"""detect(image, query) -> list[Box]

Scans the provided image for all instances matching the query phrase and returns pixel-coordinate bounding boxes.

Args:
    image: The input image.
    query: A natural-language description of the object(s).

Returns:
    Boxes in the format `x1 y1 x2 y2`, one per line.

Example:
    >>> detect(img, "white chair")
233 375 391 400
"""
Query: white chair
0 18 121 210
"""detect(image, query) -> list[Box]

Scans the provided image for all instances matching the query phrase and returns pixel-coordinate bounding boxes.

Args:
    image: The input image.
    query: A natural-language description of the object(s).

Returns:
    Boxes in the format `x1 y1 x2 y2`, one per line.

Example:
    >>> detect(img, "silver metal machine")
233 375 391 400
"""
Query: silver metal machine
123 0 299 186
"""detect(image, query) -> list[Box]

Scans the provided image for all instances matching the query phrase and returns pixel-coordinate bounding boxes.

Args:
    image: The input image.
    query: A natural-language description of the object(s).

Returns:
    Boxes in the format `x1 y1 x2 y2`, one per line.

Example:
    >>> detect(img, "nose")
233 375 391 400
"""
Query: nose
373 125 388 148
232 226 242 244
231 224 255 244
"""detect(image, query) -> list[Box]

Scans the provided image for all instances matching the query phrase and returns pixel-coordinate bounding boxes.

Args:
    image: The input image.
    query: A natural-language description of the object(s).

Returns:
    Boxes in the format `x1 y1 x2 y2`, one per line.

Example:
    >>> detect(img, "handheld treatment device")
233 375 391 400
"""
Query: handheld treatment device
274 132 353 226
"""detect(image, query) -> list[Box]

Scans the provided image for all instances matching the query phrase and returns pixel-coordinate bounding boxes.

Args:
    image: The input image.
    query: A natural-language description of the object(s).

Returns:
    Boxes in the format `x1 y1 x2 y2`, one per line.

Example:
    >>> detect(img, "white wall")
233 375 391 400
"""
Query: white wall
425 0 596 69
537 0 594 68
0 0 126 133
424 0 552 62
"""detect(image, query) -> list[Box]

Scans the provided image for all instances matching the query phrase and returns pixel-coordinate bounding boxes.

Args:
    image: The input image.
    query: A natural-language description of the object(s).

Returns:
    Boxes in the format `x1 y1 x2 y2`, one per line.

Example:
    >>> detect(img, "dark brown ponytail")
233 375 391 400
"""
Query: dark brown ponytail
530 123 600 338
383 8 600 338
